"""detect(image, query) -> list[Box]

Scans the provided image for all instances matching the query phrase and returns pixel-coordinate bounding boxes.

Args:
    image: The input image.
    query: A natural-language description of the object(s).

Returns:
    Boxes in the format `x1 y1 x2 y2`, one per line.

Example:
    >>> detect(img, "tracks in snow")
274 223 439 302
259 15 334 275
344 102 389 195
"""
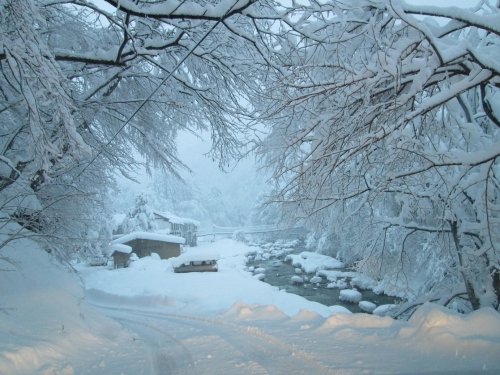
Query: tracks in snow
95 305 345 375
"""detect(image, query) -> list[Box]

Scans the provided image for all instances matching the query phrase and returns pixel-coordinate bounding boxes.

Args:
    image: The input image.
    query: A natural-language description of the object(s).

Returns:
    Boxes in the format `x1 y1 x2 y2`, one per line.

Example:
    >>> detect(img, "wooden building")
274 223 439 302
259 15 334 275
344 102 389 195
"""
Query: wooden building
153 211 199 247
107 243 133 269
111 232 185 260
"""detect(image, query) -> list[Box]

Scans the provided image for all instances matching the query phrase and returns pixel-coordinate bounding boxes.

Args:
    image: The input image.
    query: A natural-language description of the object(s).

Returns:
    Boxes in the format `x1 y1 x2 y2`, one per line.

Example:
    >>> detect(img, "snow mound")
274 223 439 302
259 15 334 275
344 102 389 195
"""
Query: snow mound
289 309 324 323
310 276 322 284
253 273 265 281
291 275 305 284
0 224 150 374
326 279 348 289
373 304 399 317
408 303 500 338
350 274 376 290
397 303 500 368
319 311 393 332
223 302 288 321
339 289 362 303
359 301 377 313
285 252 344 273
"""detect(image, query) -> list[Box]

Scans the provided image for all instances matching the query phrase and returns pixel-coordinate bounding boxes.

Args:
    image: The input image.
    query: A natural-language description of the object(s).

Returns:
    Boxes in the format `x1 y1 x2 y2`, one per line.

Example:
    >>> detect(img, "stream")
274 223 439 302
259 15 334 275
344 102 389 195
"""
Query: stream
245 239 400 314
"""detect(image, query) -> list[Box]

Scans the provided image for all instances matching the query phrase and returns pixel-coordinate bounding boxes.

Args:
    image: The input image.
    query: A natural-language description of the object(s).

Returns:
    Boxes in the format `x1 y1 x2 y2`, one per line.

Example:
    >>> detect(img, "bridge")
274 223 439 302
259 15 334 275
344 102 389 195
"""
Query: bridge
197 225 307 241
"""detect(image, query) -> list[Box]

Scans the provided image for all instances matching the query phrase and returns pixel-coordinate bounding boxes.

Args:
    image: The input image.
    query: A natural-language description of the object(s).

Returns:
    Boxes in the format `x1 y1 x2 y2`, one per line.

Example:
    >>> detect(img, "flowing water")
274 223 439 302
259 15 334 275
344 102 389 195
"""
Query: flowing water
246 240 400 313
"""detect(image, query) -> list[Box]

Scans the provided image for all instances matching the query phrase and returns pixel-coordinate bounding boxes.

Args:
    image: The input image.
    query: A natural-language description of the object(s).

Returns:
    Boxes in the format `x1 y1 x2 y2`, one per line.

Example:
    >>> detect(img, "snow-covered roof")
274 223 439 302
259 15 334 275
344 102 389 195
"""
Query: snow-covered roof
171 251 219 268
107 243 133 256
112 231 185 245
153 211 200 226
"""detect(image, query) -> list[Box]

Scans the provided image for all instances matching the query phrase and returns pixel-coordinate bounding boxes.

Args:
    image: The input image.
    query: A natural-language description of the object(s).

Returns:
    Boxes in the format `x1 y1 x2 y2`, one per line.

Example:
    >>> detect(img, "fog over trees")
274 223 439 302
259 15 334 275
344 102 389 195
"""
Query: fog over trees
0 0 498 313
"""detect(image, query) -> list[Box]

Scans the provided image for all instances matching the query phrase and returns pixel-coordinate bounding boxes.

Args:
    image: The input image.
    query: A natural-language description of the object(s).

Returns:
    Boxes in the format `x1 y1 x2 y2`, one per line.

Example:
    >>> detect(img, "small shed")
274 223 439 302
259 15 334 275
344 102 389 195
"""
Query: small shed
107 243 133 269
171 252 219 273
112 231 185 260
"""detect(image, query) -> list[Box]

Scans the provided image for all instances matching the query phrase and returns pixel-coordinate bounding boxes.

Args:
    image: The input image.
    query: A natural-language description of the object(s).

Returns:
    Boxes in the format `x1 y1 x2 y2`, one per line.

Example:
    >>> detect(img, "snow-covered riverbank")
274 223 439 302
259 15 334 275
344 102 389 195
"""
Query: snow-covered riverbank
2 236 500 374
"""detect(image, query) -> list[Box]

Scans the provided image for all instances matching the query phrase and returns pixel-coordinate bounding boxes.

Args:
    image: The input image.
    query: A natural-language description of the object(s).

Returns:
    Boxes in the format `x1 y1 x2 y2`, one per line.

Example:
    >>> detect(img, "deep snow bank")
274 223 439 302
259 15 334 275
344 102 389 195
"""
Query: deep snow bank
0 225 150 375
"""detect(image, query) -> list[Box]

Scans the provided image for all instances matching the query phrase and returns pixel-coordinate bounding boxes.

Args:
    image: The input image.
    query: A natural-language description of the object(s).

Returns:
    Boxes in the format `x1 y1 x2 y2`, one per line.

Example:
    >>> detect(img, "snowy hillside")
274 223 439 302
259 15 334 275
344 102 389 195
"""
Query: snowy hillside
0 225 151 374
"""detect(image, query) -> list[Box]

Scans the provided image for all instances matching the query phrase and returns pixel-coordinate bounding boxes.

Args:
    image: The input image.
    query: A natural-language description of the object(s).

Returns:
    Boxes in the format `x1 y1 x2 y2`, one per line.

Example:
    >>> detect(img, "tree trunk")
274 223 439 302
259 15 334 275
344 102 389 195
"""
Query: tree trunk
493 268 500 310
449 220 481 310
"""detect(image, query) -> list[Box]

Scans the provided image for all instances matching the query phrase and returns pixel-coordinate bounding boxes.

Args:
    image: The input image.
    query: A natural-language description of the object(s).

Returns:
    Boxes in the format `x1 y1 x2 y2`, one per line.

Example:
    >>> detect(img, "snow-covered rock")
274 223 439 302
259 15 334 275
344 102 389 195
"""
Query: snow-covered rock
286 252 344 273
294 267 303 274
310 276 322 284
339 289 362 303
351 275 376 290
326 278 348 289
254 273 265 281
317 269 358 281
359 301 377 313
254 267 266 274
373 304 398 317
291 275 305 284
270 260 282 268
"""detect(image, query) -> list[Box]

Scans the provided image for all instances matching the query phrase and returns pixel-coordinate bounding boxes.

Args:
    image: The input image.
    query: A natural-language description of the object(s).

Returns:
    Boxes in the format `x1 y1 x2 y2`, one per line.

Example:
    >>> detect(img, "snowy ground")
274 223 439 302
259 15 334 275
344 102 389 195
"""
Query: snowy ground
2 236 500 374
0 229 151 375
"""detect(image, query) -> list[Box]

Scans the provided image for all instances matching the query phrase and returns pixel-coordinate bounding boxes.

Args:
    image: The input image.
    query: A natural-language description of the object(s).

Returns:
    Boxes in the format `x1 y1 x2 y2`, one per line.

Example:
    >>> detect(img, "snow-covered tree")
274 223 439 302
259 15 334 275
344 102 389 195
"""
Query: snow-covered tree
0 0 275 254
259 1 500 311
120 193 157 233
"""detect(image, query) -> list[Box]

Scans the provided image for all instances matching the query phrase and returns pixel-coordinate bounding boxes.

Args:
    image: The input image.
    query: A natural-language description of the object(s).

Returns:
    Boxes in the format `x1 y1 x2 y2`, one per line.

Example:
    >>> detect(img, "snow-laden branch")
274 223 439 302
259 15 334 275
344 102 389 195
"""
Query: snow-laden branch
99 0 257 20
1 29 185 66
397 0 500 36
406 69 494 120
